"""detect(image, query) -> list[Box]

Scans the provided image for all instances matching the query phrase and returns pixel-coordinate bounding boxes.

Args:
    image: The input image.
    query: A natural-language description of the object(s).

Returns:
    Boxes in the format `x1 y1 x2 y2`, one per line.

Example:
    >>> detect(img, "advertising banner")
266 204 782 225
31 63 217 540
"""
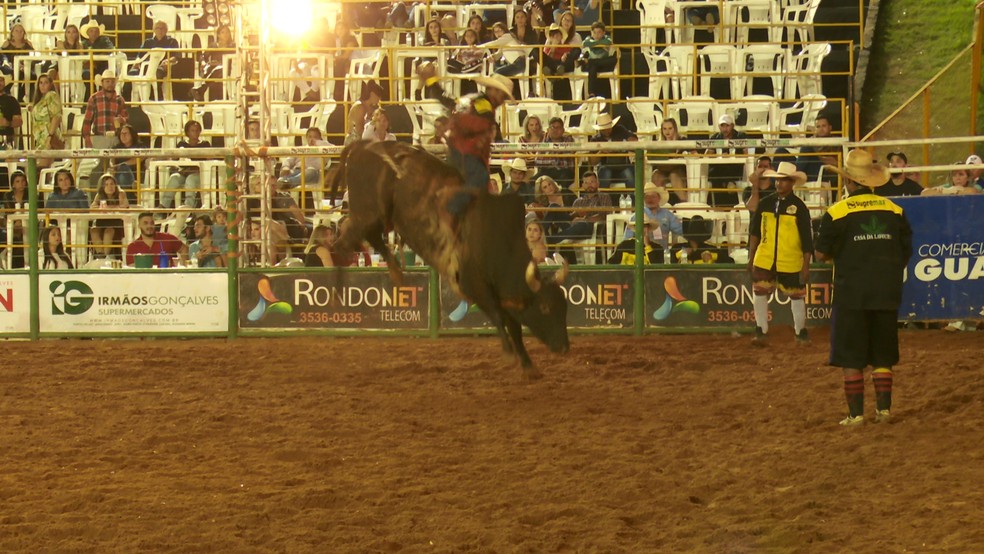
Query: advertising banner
895 196 984 321
440 269 635 329
0 274 30 334
239 271 429 330
645 267 834 329
39 273 228 333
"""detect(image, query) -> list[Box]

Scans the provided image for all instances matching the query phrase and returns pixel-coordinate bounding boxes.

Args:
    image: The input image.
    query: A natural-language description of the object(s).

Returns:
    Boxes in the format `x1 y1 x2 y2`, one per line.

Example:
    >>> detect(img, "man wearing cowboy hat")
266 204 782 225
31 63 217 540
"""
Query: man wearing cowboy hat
419 62 513 218
815 149 912 426
623 183 684 254
501 158 537 202
81 19 114 50
588 112 637 198
82 69 128 182
747 161 814 347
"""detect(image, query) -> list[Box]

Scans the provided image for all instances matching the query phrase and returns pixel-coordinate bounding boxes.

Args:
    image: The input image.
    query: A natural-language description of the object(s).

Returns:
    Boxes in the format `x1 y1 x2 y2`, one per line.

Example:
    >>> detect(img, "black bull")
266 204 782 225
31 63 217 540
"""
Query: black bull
329 140 570 378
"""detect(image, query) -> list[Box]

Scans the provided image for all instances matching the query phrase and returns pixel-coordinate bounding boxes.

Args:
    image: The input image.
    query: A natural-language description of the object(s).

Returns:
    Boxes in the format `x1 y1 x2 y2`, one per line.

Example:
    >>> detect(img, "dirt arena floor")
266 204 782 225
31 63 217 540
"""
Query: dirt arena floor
1 328 982 553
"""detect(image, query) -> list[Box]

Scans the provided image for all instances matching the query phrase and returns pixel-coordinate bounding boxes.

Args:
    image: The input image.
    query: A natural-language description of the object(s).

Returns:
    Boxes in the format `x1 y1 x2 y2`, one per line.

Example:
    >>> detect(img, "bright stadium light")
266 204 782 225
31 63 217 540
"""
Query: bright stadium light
270 0 313 36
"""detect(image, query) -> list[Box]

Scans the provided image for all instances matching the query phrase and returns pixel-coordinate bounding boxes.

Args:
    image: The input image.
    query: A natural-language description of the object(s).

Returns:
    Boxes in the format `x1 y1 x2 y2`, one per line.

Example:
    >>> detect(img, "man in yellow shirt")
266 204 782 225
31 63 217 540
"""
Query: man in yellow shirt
747 162 814 345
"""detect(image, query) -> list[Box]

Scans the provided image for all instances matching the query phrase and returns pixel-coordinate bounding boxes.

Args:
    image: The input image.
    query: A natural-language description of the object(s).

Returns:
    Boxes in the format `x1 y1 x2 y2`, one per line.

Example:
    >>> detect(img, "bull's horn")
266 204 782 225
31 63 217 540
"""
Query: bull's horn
525 260 541 293
552 254 569 285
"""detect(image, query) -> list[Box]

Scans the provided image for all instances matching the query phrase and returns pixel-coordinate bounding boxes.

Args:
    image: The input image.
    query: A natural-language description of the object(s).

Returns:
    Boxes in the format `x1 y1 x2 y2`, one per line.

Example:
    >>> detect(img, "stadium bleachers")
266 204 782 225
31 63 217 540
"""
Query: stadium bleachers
0 0 869 268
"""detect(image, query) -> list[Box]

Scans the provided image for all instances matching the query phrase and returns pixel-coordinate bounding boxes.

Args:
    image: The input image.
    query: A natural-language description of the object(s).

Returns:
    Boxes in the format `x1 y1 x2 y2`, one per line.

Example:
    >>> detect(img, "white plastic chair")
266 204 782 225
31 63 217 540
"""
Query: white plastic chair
723 95 777 137
558 97 604 142
654 44 697 99
697 44 739 100
126 49 169 102
738 44 786 98
724 0 781 44
775 94 827 135
785 42 831 98
637 0 670 48
667 96 719 137
626 97 664 139
780 0 821 45
144 5 178 33
347 50 386 102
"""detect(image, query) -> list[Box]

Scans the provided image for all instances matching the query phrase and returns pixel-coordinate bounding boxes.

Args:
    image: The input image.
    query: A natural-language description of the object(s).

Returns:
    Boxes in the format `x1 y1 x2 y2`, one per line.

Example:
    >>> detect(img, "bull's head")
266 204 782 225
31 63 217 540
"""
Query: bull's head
519 256 570 354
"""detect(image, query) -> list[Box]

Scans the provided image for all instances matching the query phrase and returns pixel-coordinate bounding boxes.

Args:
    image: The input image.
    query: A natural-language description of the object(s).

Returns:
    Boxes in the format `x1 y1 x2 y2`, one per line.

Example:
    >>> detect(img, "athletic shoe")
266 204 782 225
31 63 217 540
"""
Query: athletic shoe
873 409 891 423
795 329 810 344
751 326 767 347
839 415 865 426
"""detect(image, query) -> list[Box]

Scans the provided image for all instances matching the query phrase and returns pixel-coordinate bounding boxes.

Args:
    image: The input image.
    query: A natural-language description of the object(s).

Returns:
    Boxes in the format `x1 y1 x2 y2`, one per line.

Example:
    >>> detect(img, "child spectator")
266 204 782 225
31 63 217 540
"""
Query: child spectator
577 22 617 99
212 206 229 255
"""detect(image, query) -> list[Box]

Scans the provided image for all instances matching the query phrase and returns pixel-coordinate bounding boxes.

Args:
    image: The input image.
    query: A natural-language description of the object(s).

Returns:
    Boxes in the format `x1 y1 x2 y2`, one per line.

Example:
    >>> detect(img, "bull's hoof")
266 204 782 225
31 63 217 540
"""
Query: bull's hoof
522 366 543 382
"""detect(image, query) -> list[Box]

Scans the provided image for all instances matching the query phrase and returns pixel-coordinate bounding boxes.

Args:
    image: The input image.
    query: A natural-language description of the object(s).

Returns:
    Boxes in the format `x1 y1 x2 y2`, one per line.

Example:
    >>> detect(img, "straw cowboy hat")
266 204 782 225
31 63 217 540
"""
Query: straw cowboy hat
503 158 535 179
593 113 621 130
547 23 562 34
473 73 515 100
80 19 106 36
823 149 890 188
644 182 670 204
762 161 808 186
99 69 118 82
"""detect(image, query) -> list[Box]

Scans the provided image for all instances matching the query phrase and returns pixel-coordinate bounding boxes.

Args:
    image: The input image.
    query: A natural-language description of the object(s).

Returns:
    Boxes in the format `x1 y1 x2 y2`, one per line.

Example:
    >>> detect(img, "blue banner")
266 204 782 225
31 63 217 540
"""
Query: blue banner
895 196 984 321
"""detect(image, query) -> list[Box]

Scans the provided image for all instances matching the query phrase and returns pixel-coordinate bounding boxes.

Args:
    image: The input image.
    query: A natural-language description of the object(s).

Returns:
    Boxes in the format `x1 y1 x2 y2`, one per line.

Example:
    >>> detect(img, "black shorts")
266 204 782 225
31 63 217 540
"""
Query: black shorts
829 307 899 369
752 267 805 295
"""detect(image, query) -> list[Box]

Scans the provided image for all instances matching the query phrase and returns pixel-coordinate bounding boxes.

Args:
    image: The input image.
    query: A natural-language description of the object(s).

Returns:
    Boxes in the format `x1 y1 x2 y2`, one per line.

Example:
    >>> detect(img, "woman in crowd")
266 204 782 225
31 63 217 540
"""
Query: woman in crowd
511 9 542 47
57 24 85 50
112 124 143 203
485 22 533 85
922 163 982 195
30 74 63 169
44 169 89 212
2 171 30 268
0 22 37 98
192 24 235 101
362 107 396 142
541 14 581 101
519 114 546 145
89 174 130 259
466 15 492 43
658 117 689 202
303 223 337 267
531 174 572 236
40 226 74 269
525 217 549 263
422 19 452 47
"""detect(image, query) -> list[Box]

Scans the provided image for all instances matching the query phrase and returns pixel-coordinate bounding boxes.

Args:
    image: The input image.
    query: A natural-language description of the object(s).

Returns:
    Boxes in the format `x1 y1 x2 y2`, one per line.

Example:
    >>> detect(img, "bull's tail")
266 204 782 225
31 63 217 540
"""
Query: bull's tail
327 140 370 205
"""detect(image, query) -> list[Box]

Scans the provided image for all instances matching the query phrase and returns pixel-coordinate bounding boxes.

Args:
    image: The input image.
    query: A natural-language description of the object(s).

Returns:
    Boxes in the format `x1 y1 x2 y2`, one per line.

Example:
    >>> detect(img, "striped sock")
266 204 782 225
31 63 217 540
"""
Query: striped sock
844 374 865 417
872 368 893 412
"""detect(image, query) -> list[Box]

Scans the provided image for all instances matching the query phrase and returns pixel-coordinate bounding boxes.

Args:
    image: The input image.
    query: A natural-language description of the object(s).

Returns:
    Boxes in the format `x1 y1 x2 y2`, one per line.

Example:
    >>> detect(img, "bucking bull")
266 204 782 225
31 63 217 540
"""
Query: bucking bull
328 140 569 379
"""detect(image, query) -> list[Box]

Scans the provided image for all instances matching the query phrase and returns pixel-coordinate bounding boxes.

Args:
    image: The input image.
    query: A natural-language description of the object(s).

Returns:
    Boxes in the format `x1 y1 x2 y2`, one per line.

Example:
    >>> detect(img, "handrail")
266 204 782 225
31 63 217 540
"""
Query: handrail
861 43 975 141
